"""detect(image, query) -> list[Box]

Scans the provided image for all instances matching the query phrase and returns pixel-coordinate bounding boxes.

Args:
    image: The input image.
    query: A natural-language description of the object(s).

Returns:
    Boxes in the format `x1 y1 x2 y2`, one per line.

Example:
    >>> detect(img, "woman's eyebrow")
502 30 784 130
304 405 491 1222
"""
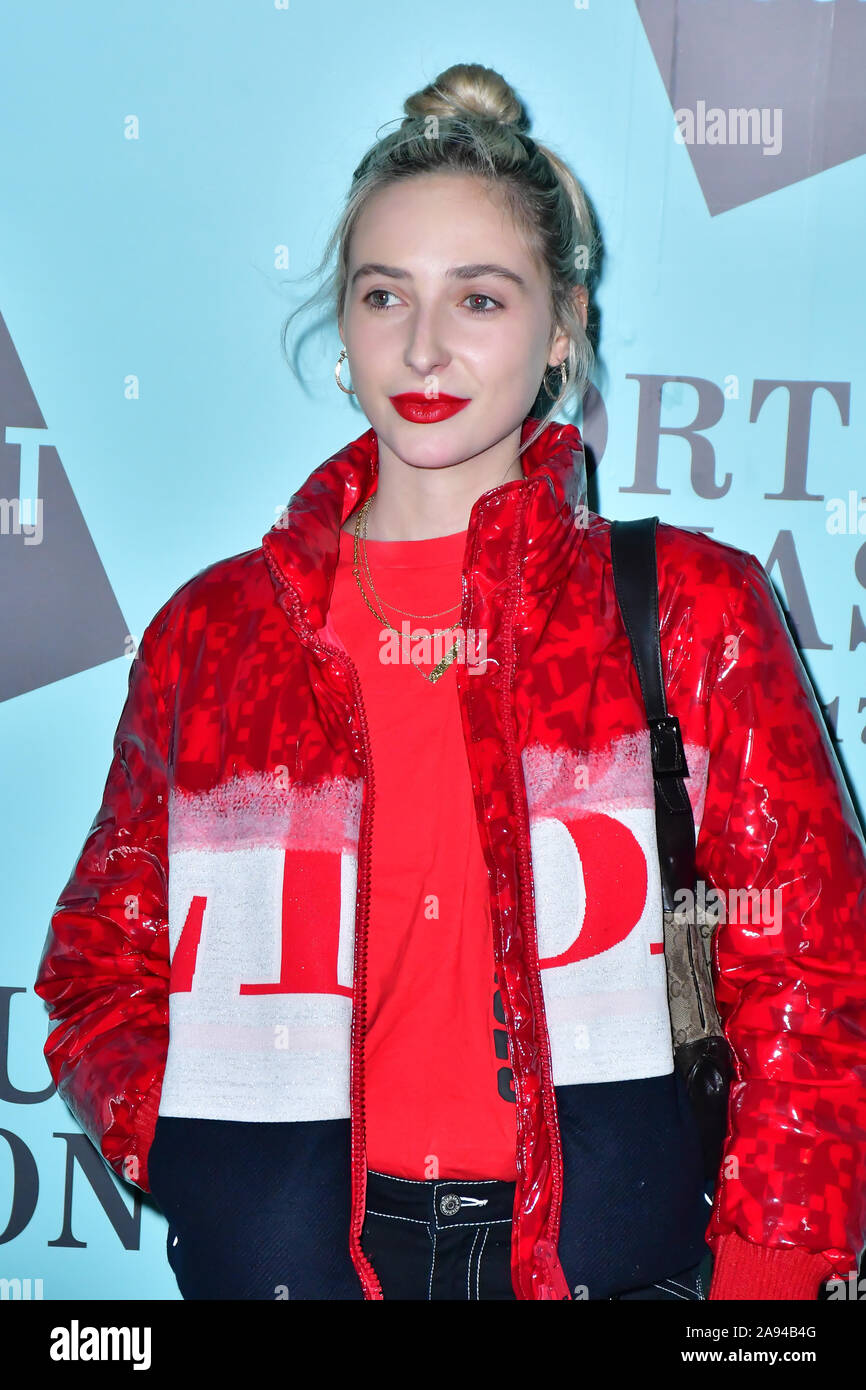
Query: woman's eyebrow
350 261 527 288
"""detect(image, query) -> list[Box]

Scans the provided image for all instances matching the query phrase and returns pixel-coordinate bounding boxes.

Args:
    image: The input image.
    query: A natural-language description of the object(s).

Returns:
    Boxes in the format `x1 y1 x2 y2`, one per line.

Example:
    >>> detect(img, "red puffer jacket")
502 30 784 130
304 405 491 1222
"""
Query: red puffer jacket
34 417 866 1300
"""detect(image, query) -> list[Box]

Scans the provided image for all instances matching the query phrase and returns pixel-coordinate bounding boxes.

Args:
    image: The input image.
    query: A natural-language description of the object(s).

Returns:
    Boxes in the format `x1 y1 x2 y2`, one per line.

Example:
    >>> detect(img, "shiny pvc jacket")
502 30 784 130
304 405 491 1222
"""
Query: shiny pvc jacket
34 417 866 1299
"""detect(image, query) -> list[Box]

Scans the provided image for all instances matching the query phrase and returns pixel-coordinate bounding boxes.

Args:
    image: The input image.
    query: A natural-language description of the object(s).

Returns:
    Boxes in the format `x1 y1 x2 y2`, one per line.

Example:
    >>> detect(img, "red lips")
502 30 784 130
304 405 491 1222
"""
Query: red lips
389 392 471 423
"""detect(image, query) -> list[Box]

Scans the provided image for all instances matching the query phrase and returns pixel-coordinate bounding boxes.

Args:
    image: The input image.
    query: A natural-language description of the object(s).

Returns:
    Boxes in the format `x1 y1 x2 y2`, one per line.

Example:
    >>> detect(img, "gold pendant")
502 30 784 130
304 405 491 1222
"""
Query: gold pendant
419 639 461 684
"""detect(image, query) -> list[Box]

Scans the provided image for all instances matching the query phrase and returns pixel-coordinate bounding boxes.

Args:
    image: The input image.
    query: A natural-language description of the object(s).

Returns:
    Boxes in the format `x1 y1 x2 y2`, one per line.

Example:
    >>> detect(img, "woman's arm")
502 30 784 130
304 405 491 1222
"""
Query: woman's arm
696 552 866 1300
33 614 172 1195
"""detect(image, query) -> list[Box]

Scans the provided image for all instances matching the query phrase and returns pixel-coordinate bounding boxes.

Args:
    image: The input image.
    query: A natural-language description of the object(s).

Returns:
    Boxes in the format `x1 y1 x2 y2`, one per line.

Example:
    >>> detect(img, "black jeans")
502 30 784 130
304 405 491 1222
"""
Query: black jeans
360 1168 711 1300
361 1169 517 1299
611 1247 712 1300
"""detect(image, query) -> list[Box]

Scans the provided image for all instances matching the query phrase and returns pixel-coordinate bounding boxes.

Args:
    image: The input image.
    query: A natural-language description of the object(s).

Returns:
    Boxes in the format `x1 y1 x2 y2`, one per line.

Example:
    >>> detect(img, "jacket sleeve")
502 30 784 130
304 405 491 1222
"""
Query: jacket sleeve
33 613 172 1195
696 552 866 1290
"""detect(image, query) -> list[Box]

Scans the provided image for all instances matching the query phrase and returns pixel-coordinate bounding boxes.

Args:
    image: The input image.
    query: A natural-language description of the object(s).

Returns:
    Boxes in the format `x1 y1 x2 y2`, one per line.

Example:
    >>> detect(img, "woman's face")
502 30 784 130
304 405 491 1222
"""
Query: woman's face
339 171 580 470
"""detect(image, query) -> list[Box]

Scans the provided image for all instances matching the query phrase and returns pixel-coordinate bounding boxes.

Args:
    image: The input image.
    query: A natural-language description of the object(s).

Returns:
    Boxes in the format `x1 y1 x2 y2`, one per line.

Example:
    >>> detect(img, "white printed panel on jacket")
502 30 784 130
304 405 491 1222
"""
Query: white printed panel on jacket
523 733 709 1086
157 771 363 1123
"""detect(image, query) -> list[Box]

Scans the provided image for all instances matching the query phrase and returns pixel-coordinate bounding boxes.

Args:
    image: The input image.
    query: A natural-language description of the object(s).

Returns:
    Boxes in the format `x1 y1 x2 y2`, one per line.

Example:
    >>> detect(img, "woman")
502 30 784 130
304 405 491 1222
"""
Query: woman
34 63 866 1302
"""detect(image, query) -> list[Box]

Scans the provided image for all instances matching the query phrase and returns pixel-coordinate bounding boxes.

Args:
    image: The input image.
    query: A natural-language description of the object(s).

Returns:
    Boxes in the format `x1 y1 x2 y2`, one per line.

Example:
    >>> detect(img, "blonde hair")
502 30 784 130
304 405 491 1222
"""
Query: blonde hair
281 62 599 455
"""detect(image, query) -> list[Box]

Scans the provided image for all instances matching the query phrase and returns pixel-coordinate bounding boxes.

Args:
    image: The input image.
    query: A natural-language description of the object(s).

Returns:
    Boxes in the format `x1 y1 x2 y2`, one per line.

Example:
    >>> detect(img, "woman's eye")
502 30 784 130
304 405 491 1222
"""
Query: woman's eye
463 293 501 314
365 289 401 311
363 290 502 314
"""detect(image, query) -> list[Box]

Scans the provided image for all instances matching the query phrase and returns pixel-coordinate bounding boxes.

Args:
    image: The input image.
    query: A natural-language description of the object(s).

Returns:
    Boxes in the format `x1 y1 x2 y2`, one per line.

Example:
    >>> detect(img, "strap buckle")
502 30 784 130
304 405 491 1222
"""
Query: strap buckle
649 715 689 777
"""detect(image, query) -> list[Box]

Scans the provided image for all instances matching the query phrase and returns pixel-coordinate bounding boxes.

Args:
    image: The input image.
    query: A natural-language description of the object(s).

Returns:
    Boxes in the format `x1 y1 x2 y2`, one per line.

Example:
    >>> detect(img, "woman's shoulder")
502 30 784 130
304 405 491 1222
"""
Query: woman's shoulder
654 519 757 592
138 544 275 657
585 513 770 650
590 513 758 600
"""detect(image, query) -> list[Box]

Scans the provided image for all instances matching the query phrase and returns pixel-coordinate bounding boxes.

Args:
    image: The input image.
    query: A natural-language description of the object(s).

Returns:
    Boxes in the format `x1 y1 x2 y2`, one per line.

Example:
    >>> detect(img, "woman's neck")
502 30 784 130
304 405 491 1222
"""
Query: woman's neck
344 429 525 541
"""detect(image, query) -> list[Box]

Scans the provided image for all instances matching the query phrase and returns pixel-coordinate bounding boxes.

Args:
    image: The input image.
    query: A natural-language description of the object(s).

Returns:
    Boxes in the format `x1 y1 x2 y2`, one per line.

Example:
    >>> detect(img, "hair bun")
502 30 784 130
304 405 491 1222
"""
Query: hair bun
404 63 529 133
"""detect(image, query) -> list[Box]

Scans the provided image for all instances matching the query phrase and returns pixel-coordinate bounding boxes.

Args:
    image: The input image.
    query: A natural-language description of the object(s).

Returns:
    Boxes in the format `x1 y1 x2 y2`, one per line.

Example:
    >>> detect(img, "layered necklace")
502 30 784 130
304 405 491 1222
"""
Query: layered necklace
351 495 463 684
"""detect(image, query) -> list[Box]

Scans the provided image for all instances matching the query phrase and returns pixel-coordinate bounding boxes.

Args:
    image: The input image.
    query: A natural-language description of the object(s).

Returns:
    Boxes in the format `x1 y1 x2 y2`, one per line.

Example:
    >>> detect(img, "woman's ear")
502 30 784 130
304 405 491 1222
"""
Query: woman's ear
547 286 589 368
548 320 573 371
573 284 589 331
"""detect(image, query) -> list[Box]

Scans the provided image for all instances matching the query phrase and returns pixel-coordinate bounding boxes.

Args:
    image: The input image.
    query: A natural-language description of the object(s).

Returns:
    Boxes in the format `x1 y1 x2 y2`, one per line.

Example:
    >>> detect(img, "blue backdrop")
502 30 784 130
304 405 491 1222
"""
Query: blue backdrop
2 0 864 1300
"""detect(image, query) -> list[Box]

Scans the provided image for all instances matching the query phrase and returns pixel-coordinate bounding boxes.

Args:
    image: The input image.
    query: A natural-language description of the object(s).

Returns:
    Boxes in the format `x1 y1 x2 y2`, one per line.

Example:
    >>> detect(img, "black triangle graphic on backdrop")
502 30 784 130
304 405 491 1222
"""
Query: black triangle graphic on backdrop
1 308 130 702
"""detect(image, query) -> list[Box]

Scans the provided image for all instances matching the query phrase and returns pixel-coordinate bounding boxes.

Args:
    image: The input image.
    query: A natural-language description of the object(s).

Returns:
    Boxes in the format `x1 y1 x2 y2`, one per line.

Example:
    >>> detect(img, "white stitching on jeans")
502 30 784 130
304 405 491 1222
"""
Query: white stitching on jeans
433 1216 511 1230
367 1169 503 1185
367 1170 424 1183
660 1277 700 1296
467 1226 482 1300
428 1222 437 1300
474 1227 490 1300
364 1208 429 1227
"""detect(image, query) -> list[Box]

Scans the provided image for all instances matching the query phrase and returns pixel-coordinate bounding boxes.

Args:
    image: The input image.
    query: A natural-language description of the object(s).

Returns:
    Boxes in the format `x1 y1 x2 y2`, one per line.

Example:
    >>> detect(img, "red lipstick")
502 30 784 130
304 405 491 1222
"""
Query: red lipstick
389 392 471 423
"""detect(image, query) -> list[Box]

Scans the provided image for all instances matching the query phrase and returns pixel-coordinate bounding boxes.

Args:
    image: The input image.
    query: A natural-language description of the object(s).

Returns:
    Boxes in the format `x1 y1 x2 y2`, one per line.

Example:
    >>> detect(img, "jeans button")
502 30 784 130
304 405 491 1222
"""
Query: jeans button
439 1193 461 1216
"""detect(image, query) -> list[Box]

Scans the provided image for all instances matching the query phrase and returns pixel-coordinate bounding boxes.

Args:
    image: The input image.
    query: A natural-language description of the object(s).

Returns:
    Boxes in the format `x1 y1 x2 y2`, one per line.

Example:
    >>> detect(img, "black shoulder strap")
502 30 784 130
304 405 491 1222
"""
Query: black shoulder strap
609 518 697 910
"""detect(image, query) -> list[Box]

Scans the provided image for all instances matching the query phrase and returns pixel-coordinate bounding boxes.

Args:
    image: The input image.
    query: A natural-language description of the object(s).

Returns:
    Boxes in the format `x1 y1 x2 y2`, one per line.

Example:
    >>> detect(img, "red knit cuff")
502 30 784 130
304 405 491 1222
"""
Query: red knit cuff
708 1230 837 1300
130 1082 163 1194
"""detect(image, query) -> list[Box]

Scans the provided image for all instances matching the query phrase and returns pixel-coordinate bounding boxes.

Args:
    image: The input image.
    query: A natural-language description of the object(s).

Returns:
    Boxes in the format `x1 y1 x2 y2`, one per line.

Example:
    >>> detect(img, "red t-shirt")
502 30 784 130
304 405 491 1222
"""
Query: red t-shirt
327 525 518 1180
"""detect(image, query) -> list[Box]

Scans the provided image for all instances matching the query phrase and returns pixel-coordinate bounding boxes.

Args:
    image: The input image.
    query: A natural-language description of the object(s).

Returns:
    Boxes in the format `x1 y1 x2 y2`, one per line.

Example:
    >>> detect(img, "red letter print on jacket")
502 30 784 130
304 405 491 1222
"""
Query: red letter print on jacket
522 733 709 1086
159 772 363 1124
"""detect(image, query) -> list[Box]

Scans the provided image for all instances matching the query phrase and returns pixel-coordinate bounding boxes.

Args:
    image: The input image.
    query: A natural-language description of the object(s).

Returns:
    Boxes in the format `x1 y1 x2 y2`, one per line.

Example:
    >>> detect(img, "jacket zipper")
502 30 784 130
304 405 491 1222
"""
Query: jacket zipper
494 485 571 1302
266 486 573 1301
264 551 383 1300
316 632 382 1300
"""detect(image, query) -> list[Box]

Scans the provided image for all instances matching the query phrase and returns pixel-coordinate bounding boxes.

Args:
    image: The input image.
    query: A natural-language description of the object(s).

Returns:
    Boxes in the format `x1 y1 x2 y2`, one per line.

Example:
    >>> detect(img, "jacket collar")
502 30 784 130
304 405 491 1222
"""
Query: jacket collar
262 416 588 641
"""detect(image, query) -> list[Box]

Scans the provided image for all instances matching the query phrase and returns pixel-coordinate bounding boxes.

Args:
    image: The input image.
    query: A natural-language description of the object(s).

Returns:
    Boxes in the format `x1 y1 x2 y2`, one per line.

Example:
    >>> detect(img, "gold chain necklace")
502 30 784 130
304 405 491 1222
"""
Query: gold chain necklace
351 497 462 684
356 497 462 620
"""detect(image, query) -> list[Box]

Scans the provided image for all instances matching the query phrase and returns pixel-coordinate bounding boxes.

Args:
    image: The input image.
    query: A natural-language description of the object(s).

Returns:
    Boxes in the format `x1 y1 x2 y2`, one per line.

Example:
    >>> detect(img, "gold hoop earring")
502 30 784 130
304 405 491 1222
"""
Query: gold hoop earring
335 348 355 395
